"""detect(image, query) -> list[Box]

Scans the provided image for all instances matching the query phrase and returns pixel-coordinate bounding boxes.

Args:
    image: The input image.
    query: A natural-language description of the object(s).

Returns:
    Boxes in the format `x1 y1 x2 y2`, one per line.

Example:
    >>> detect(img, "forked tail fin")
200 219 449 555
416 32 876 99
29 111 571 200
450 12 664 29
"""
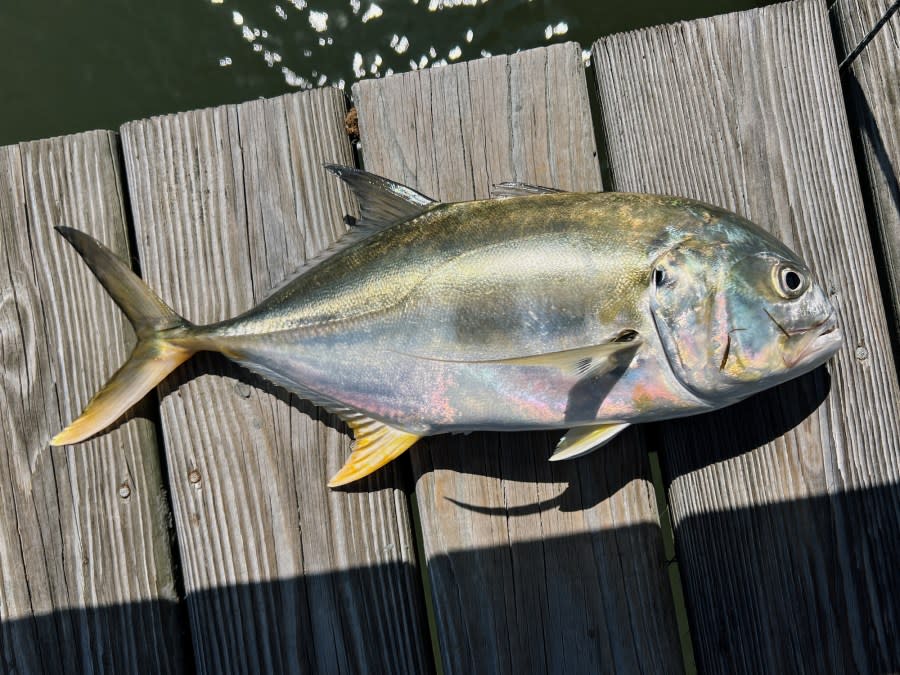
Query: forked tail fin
51 227 195 445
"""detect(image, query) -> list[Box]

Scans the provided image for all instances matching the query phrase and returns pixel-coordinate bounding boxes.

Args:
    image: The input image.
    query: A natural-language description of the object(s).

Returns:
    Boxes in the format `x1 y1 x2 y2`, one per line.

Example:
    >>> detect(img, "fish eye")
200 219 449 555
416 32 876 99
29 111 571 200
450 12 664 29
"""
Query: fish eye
774 265 807 299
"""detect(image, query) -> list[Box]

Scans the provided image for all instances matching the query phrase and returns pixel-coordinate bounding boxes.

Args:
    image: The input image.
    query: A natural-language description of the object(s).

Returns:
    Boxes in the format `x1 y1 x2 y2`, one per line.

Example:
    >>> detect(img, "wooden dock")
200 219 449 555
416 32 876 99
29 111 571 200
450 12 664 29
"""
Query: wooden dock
1 0 898 672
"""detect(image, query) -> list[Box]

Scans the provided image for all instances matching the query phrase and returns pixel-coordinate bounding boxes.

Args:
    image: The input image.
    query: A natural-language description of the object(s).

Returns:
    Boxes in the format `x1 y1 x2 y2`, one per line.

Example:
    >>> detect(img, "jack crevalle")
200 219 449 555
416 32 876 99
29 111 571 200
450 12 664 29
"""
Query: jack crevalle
52 166 842 486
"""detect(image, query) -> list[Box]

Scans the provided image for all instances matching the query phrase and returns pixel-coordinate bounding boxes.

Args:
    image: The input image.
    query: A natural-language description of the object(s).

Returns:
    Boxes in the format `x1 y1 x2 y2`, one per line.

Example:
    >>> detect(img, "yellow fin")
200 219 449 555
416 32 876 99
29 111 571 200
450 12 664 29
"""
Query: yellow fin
52 227 194 446
51 341 192 445
328 417 420 487
549 422 630 461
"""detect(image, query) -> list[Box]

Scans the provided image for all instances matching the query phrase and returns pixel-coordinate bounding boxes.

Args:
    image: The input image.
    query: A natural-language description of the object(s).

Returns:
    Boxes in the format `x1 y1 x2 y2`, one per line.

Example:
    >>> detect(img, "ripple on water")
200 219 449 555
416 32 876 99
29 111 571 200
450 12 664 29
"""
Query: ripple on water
212 0 581 91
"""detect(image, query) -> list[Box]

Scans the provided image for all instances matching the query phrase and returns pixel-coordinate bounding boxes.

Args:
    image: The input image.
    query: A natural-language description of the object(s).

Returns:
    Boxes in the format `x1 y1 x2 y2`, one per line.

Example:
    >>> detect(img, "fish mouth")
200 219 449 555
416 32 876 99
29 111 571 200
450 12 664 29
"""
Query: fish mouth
784 314 842 369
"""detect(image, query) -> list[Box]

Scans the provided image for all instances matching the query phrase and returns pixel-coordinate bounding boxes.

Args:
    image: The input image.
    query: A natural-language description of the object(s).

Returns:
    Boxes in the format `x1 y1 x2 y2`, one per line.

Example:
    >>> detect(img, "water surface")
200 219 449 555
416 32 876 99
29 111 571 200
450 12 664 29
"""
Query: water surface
1 0 774 145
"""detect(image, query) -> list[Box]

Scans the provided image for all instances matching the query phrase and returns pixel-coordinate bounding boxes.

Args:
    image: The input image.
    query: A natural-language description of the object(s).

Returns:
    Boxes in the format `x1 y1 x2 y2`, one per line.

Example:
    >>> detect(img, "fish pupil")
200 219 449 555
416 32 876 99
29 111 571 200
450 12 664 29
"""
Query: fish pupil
784 270 802 291
653 268 665 286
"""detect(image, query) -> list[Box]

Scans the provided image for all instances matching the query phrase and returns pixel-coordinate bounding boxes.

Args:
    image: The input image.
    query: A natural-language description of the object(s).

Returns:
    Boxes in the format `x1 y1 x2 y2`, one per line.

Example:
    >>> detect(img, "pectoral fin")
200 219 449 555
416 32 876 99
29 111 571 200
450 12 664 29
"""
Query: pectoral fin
489 332 640 378
328 416 420 487
402 330 641 380
550 422 630 461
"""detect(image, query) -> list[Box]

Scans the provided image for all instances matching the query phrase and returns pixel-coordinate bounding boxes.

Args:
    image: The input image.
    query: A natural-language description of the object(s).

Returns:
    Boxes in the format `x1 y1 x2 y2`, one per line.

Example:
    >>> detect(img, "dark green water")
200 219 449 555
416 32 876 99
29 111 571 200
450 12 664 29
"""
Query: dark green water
2 0 775 146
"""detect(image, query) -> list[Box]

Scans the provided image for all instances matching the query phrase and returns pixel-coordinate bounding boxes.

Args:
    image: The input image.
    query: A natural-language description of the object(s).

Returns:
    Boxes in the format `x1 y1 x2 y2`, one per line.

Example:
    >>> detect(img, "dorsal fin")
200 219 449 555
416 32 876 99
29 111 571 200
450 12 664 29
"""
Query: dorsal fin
260 166 431 299
490 182 565 199
325 164 436 229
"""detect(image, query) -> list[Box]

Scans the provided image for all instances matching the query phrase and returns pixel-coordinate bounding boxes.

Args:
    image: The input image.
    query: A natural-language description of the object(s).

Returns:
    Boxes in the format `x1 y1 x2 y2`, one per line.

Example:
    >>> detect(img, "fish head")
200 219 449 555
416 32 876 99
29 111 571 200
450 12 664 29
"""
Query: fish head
649 225 841 404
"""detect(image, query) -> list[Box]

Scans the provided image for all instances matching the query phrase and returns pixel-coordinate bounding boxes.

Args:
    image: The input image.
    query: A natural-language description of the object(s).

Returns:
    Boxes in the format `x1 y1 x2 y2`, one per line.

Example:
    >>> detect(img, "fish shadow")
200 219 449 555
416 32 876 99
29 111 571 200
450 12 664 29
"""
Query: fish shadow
418 366 831 515
660 364 832 477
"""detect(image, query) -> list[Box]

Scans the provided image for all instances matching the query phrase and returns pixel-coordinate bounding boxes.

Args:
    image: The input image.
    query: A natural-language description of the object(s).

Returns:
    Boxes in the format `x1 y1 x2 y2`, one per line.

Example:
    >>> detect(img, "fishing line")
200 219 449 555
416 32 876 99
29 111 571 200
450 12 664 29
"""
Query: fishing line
839 0 900 71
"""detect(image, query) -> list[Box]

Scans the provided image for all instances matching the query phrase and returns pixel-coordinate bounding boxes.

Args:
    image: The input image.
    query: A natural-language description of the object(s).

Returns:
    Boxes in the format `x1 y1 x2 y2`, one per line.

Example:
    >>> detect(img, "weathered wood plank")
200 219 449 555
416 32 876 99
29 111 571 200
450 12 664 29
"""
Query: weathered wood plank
832 0 900 345
354 43 684 675
120 90 431 674
0 132 186 672
594 1 900 672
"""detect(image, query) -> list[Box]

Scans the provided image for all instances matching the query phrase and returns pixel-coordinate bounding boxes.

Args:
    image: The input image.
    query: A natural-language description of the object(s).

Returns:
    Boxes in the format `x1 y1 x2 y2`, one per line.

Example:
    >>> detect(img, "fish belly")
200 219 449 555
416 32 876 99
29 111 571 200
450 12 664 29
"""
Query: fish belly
226 323 704 436
230 335 571 433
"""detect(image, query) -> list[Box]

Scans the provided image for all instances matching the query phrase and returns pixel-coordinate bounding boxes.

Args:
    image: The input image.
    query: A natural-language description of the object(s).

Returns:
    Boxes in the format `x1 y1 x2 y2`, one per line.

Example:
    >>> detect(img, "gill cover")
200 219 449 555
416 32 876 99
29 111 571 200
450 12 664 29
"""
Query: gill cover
649 237 732 402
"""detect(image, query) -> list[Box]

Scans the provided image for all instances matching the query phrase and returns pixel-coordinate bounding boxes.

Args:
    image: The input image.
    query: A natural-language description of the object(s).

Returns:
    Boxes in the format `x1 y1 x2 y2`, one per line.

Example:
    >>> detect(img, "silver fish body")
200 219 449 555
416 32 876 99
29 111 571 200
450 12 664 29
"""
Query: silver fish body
53 168 842 485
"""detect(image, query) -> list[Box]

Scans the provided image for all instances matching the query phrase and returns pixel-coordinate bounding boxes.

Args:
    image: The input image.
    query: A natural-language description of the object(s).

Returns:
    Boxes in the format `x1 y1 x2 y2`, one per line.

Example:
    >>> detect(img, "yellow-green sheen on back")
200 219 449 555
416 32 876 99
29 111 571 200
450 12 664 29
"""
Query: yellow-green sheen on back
217 193 665 336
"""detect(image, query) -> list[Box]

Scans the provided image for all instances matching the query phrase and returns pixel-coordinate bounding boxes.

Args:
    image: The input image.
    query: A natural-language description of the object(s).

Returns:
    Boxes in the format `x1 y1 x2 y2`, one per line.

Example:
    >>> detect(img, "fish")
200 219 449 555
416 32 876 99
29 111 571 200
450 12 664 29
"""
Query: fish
51 165 843 486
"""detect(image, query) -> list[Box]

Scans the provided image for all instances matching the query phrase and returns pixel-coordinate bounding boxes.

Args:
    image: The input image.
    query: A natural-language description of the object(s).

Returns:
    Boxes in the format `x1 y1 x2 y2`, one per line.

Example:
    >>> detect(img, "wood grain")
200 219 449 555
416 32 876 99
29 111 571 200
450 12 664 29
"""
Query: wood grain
120 89 431 674
0 132 186 672
833 0 900 348
594 1 900 672
354 43 684 675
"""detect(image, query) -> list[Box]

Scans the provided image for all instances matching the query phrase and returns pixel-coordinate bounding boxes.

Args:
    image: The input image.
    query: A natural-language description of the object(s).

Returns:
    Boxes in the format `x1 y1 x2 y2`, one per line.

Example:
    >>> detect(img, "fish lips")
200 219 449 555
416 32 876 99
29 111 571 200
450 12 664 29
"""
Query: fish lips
783 313 842 370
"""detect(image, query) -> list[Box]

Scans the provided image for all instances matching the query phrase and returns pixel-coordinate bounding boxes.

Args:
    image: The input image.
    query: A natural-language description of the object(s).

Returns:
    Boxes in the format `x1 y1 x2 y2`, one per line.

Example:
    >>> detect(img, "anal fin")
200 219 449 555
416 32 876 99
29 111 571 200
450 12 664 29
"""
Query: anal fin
328 416 420 487
549 422 630 461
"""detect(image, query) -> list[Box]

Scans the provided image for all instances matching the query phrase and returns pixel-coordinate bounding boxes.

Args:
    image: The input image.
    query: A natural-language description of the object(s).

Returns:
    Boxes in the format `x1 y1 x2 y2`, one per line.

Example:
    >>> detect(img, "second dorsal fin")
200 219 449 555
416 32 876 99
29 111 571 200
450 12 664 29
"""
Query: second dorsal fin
490 182 565 199
325 164 436 229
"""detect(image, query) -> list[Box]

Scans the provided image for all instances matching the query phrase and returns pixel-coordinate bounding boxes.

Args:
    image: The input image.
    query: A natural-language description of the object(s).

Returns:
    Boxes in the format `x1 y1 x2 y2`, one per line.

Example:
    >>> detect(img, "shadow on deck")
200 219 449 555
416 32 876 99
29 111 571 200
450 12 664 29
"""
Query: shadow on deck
4 475 898 674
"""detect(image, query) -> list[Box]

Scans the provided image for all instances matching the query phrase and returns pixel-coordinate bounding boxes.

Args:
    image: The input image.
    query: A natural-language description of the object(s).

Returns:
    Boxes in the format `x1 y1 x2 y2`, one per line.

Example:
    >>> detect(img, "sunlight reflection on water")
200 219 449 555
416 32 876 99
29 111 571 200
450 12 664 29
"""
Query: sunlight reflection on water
213 0 579 92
